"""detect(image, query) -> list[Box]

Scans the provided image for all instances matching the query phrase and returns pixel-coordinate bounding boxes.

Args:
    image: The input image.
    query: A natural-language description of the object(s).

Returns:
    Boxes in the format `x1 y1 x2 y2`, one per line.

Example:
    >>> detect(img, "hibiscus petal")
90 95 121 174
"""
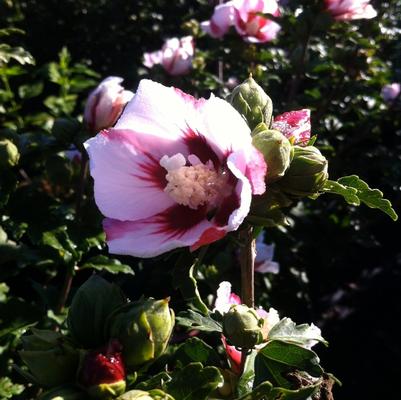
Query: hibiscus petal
103 205 226 258
198 95 252 158
85 129 181 222
115 79 199 142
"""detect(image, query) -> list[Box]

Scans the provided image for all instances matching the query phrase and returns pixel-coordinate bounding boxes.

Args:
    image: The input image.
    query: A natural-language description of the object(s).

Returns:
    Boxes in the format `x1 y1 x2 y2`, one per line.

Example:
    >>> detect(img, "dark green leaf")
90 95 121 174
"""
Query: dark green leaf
81 255 134 275
176 310 222 333
323 176 398 221
174 337 220 367
165 362 223 400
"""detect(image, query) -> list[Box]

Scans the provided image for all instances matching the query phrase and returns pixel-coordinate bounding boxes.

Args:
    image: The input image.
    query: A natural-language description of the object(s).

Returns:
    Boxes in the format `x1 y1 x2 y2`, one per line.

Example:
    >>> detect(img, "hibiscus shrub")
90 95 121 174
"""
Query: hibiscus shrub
1 1 400 399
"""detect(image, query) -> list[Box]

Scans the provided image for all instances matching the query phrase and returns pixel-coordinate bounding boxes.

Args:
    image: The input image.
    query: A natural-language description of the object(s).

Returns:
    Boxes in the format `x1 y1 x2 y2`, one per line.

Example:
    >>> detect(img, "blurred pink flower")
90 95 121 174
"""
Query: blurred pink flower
143 36 194 76
233 0 281 43
201 2 235 38
201 0 281 43
272 109 311 145
254 232 280 274
85 80 266 258
381 83 401 102
324 0 377 20
214 281 279 374
84 77 134 134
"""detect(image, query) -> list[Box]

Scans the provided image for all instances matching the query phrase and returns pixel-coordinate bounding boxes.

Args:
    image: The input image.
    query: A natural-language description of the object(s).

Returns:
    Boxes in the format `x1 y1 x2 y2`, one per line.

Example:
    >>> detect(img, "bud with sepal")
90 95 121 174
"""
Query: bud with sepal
222 304 266 349
228 76 273 130
78 340 126 399
277 145 329 198
19 329 79 388
252 123 292 183
107 298 174 369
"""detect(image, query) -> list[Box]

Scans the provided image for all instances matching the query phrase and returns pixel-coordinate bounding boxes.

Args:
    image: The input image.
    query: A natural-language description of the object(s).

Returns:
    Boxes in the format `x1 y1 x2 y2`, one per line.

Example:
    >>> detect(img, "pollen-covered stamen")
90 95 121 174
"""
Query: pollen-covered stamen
160 153 228 210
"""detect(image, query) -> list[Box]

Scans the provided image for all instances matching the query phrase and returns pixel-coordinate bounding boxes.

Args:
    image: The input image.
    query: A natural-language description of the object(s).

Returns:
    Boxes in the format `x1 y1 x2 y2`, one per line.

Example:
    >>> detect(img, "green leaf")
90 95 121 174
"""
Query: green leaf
165 362 223 400
254 341 323 389
81 255 134 275
236 350 257 397
0 282 9 303
18 81 44 99
174 337 221 367
135 372 171 391
0 44 34 65
323 176 398 221
268 318 328 347
0 377 25 399
176 310 222 333
172 256 209 315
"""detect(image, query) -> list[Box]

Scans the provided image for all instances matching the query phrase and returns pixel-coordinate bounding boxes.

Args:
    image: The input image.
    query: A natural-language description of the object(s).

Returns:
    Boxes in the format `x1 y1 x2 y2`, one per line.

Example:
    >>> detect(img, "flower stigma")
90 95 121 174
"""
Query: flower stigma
160 153 229 209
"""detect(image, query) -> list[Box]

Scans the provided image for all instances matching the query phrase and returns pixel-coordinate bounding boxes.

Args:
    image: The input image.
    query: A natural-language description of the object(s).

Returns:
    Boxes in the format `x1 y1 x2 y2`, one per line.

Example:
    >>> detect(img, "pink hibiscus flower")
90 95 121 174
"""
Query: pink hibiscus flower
143 36 194 76
233 0 281 43
84 80 266 258
84 77 134 134
272 109 311 145
324 0 377 21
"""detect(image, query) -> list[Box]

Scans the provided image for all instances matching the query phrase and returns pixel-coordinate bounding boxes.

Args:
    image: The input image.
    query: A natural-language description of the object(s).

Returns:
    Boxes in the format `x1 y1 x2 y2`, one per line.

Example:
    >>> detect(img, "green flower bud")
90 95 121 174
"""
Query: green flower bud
252 126 292 183
277 145 329 198
108 298 174 369
0 139 19 168
228 76 273 130
68 275 126 349
118 389 173 400
19 329 79 388
222 305 265 349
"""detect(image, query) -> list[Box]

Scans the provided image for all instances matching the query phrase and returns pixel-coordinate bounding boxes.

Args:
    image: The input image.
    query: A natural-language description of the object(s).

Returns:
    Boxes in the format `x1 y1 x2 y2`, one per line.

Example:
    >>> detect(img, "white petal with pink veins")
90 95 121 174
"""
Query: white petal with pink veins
85 129 178 222
103 209 221 258
115 80 199 142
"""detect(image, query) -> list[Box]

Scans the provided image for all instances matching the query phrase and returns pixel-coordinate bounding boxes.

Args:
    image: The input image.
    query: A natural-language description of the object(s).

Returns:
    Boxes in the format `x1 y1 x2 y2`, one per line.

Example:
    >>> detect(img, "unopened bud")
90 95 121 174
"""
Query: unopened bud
252 126 292 183
108 298 174 369
78 340 126 399
222 305 265 349
277 145 328 198
228 77 273 130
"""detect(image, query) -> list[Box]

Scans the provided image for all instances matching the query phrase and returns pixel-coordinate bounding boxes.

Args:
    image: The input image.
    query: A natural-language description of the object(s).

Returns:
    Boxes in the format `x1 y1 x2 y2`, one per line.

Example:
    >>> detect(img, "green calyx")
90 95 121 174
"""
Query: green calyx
228 76 273 131
277 145 329 198
252 124 293 183
222 304 265 349
87 380 126 400
108 298 175 369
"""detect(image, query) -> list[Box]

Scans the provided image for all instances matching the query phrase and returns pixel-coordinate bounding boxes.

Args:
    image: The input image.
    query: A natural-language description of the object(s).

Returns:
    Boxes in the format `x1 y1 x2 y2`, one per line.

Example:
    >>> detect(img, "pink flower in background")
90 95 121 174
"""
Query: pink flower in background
143 36 194 76
254 232 280 274
381 83 401 103
272 109 311 145
233 0 281 43
324 0 377 21
214 281 279 374
201 0 281 43
84 77 134 134
201 2 235 38
85 80 266 258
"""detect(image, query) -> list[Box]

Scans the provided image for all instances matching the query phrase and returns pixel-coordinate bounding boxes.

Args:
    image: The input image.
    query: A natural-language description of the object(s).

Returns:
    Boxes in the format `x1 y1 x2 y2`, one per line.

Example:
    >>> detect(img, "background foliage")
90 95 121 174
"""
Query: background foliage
0 0 400 398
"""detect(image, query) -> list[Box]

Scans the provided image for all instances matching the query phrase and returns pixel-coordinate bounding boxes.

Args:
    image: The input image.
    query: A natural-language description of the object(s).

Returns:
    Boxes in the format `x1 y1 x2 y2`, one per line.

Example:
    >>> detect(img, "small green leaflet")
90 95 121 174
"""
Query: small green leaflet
268 318 328 348
176 310 222 333
323 175 398 221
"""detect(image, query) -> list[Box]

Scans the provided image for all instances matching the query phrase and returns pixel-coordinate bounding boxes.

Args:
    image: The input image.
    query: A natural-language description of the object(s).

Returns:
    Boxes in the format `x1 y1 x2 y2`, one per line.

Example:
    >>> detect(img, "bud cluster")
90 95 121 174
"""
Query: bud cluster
19 276 175 399
229 77 329 219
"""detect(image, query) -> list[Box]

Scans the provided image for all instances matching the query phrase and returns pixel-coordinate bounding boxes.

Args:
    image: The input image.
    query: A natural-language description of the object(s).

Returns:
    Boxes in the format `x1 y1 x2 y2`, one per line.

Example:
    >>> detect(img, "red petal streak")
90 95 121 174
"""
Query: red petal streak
183 127 221 167
190 227 226 251
135 152 167 190
214 191 240 227
153 204 207 240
